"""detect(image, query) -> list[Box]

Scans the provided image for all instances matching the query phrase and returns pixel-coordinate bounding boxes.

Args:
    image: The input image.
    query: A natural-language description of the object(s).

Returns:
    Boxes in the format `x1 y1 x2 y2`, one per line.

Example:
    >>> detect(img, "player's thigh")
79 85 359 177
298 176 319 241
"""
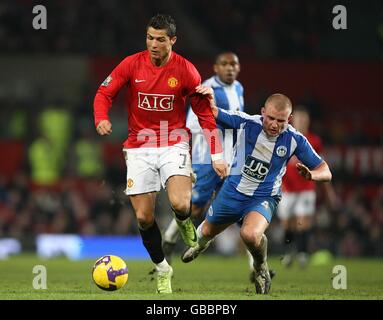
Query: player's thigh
160 143 192 206
201 219 233 238
123 149 161 195
129 192 157 227
294 191 316 217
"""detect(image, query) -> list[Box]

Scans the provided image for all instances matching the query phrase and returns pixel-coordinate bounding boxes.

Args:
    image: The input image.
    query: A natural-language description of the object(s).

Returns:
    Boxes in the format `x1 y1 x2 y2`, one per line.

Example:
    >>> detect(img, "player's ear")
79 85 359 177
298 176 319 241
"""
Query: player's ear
288 113 293 123
261 107 265 116
213 64 218 74
170 36 177 46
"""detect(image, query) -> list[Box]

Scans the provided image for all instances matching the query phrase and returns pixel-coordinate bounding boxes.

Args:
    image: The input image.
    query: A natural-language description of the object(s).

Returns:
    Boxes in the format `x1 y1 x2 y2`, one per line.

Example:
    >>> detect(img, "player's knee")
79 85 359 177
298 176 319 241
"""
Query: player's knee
240 227 263 247
296 217 311 231
170 198 190 216
240 227 253 245
136 216 154 230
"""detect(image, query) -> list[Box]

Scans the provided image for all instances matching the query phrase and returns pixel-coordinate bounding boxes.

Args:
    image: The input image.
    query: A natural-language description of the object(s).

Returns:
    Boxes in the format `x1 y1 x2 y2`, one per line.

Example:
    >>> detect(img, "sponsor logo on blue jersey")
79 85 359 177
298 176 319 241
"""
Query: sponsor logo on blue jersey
242 156 270 182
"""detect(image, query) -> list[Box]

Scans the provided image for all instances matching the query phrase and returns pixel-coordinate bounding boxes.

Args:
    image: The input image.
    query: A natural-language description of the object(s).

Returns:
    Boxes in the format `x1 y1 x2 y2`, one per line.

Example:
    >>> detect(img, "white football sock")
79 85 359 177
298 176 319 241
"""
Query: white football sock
155 259 171 272
163 218 180 244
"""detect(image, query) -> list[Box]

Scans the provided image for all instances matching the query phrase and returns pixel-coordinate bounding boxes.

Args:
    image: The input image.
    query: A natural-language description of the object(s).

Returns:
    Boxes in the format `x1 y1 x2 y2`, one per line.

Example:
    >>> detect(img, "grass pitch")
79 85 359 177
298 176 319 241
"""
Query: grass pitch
0 254 382 300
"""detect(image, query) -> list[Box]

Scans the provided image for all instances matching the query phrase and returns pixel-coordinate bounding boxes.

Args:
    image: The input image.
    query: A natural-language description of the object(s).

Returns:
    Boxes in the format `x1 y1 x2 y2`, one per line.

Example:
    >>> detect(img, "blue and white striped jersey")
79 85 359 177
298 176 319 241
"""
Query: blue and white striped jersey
187 75 244 164
217 109 323 198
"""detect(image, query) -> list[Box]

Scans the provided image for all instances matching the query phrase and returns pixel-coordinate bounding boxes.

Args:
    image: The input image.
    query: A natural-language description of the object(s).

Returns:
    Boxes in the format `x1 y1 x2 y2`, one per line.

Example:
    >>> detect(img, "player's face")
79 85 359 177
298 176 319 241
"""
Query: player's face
146 27 177 64
261 104 292 137
214 54 240 85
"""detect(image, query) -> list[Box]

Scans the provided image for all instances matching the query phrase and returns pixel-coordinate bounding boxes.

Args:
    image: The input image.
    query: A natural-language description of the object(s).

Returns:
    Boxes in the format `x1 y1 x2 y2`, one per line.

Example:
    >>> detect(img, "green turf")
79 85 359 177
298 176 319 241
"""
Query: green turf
0 254 382 300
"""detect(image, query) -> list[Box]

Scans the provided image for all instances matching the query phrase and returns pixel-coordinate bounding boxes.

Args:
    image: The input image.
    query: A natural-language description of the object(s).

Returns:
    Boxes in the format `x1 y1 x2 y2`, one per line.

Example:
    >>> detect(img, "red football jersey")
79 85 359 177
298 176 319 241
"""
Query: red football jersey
94 50 222 156
282 132 323 192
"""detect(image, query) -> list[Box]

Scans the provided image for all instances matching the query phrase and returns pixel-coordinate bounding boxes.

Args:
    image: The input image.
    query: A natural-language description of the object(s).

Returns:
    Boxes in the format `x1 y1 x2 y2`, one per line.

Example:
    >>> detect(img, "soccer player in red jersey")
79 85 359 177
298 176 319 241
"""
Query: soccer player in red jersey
277 105 337 268
93 14 228 293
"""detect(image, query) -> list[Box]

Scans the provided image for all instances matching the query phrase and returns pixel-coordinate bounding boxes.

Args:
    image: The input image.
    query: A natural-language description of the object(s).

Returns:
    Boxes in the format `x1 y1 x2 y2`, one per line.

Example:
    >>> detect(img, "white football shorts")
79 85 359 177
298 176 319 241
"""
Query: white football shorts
123 142 192 195
277 190 316 220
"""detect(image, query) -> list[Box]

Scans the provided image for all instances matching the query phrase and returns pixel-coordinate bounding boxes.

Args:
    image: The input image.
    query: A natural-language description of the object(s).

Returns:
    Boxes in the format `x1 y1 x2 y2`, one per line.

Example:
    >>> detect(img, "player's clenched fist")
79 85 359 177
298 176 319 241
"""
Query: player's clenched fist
96 120 112 136
212 159 229 179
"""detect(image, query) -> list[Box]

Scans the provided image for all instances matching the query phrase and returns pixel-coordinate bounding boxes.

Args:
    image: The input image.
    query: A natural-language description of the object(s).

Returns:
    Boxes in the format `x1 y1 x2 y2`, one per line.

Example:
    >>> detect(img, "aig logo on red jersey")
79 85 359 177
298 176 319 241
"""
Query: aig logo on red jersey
138 92 175 111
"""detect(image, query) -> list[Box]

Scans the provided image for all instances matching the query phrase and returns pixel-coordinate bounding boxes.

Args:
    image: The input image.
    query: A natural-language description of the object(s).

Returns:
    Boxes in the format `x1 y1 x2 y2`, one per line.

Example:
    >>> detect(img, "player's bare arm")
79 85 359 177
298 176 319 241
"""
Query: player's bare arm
296 161 332 182
96 119 112 136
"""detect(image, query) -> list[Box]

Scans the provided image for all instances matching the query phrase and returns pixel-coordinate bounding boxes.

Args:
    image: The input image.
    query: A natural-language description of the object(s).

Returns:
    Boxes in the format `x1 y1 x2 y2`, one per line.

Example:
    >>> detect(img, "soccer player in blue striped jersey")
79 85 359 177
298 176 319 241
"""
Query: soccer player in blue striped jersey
163 52 243 261
182 89 332 294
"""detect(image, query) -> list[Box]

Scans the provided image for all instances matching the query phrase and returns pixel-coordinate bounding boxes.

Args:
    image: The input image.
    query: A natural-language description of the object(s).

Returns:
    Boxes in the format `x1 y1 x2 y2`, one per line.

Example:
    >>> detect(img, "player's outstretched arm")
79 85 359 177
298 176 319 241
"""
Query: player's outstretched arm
296 161 332 182
195 85 218 117
195 85 252 129
96 119 112 136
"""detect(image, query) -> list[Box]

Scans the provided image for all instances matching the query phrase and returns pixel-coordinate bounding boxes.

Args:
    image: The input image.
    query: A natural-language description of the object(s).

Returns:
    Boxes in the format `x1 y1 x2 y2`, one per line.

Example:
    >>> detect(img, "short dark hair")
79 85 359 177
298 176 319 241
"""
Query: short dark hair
215 52 239 64
147 14 176 38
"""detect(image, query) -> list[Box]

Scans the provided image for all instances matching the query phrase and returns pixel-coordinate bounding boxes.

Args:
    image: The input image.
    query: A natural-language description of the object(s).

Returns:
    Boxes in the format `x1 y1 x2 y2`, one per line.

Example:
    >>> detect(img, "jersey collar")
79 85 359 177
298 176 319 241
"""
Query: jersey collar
214 76 235 88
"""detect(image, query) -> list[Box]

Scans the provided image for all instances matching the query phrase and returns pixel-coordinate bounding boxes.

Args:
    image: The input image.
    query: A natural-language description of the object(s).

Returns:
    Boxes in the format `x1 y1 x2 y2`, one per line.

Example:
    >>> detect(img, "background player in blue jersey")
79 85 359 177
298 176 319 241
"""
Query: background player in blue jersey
182 89 333 294
162 52 243 261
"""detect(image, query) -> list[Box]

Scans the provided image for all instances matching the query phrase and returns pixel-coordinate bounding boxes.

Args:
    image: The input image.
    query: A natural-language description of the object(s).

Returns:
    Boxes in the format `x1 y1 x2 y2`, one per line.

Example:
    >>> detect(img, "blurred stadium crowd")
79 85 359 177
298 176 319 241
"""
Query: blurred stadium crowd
0 0 382 258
